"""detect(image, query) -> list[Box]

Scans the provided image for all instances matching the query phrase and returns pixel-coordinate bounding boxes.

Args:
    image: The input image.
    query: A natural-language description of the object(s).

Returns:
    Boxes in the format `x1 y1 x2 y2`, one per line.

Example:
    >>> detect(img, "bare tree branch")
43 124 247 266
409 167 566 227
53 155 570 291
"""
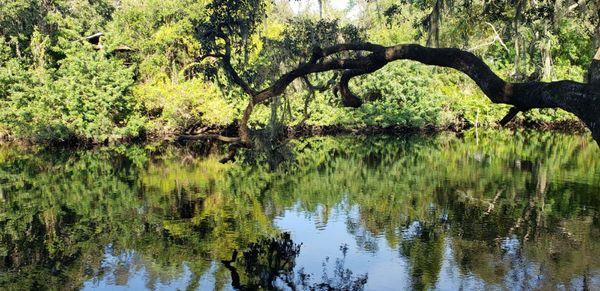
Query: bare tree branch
177 134 241 143
468 22 510 54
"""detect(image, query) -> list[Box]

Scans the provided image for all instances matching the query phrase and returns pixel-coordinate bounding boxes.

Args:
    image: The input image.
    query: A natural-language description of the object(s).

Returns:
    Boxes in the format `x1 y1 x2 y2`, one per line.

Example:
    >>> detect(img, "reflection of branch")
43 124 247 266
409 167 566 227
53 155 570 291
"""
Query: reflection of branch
219 142 246 163
509 198 534 236
508 170 550 241
485 189 504 214
221 250 243 289
176 135 246 163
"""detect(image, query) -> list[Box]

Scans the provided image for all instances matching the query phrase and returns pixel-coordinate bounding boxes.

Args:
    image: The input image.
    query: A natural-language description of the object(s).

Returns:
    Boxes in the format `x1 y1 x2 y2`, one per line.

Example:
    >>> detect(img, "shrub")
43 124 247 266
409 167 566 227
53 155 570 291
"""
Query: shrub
135 78 235 135
0 42 141 143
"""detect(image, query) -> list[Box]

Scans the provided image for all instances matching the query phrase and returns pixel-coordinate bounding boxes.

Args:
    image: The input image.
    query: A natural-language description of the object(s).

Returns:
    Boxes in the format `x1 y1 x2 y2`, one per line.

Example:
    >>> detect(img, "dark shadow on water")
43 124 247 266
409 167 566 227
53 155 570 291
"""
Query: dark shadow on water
221 233 368 290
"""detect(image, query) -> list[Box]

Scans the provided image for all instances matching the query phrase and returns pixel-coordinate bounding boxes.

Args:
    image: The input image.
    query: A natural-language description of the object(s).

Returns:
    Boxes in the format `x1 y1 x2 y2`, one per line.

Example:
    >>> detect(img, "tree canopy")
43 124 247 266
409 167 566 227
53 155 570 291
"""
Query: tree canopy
0 0 598 146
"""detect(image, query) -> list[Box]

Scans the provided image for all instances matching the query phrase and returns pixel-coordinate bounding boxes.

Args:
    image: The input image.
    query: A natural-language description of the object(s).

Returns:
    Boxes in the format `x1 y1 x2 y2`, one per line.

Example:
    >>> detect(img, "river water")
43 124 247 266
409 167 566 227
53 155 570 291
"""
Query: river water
1 130 599 290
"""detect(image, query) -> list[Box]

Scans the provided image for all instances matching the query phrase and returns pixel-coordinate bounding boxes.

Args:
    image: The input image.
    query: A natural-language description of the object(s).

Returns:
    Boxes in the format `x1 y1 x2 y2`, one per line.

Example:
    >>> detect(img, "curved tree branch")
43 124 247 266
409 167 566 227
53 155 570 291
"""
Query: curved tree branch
253 52 387 104
300 74 339 123
338 63 385 107
309 42 386 63
302 73 338 92
217 33 257 97
221 56 257 96
218 42 599 145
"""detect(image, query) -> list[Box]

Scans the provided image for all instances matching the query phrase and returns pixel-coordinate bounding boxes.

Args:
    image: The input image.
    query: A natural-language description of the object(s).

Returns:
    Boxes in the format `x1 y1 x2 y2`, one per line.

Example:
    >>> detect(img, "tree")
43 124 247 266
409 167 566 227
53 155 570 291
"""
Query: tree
201 37 600 151
181 0 600 161
2 0 598 146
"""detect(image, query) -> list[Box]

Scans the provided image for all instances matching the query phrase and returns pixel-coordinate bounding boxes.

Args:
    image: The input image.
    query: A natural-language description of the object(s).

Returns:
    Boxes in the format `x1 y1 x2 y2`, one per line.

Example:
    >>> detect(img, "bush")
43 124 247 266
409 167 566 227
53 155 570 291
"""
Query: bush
0 43 141 143
135 78 235 135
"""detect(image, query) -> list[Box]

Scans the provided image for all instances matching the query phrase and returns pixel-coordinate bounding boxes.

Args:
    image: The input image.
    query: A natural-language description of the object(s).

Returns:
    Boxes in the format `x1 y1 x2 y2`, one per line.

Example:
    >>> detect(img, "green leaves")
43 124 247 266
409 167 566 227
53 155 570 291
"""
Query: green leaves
0 0 596 143
0 45 139 143
134 78 235 133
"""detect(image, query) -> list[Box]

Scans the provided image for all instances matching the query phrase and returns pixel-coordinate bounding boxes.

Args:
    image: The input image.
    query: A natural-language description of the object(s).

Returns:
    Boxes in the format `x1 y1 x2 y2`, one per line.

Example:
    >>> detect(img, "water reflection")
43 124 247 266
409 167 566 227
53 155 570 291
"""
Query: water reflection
0 130 599 290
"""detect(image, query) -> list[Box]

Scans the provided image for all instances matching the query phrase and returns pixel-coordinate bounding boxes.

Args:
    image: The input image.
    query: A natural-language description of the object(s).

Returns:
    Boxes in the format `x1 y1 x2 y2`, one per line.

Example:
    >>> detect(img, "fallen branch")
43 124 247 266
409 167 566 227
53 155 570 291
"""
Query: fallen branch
176 134 241 143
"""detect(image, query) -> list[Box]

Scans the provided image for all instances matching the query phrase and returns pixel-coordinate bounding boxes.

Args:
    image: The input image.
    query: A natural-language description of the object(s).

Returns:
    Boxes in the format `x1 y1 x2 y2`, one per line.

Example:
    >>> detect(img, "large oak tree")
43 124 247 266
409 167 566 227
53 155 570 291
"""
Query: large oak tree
219 42 600 143
188 0 600 158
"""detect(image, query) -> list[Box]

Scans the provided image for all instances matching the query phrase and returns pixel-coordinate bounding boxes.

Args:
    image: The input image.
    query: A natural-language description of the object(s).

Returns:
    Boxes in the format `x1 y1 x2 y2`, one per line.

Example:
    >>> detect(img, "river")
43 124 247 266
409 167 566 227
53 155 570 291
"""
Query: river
0 130 599 290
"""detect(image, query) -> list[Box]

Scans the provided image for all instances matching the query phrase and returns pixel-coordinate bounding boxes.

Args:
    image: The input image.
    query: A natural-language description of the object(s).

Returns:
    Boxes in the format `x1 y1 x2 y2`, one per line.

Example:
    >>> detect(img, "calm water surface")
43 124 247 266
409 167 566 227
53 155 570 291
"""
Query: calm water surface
1 130 599 290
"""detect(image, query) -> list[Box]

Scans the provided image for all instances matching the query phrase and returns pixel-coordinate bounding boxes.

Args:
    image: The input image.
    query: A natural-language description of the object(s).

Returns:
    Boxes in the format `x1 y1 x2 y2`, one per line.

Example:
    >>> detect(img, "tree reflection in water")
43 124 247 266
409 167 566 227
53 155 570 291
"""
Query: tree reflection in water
0 130 598 290
221 233 367 290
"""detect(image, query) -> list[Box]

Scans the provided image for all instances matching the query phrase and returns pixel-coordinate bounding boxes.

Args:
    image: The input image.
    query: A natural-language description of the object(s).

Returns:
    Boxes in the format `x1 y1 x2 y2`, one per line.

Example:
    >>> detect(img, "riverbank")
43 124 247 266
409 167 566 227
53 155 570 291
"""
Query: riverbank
283 119 588 139
0 118 590 149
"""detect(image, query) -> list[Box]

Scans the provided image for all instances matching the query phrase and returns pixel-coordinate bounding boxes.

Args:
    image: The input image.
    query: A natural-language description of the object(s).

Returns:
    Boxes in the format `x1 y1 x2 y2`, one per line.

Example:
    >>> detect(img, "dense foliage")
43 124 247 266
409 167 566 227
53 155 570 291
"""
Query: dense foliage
0 0 598 143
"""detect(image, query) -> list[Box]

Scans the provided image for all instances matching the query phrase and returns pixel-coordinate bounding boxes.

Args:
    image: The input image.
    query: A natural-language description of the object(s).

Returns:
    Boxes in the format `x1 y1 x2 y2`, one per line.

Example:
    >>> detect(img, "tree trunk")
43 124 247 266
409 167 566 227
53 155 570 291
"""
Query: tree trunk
426 0 442 48
586 48 600 141
317 0 324 19
240 102 254 144
588 48 600 86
